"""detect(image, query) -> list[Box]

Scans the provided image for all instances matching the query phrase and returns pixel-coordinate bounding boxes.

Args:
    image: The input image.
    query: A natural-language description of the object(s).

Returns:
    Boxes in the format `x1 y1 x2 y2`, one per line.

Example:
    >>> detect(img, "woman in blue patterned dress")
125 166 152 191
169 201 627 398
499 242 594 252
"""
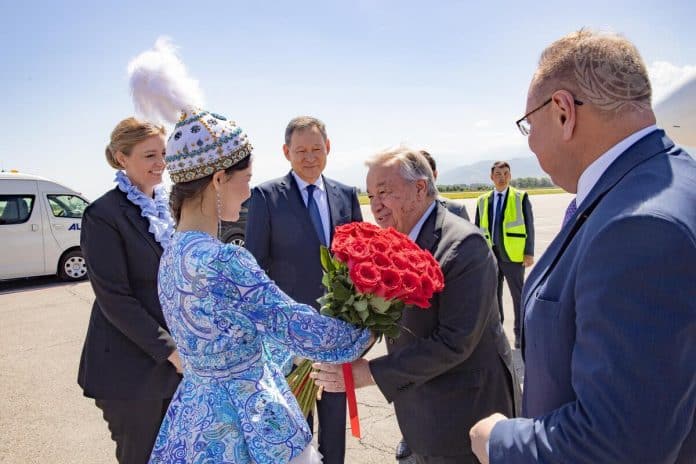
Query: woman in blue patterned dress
127 40 372 464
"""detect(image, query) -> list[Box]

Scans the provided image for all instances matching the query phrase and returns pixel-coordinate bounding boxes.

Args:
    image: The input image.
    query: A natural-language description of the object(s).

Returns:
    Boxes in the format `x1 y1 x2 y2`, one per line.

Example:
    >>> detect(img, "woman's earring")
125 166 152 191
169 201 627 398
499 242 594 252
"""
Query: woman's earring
216 190 223 239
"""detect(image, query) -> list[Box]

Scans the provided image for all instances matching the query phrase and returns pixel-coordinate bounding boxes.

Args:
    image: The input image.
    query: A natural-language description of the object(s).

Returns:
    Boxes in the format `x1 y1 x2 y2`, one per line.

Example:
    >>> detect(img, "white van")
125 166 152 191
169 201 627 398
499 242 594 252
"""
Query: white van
0 172 89 281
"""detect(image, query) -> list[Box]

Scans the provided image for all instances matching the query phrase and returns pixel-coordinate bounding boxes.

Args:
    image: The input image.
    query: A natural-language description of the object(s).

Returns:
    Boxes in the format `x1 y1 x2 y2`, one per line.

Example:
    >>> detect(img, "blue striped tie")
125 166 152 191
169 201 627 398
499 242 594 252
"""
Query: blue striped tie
306 184 327 246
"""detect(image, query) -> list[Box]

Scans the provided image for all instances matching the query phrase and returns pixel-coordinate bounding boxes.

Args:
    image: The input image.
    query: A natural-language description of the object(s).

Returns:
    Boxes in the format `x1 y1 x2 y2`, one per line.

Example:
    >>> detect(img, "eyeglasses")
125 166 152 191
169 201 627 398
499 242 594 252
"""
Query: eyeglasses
516 97 584 136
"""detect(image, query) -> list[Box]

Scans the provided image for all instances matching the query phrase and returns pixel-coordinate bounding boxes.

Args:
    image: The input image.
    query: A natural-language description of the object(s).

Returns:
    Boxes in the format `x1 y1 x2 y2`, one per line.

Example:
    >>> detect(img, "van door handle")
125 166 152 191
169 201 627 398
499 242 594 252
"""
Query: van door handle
53 223 65 230
32 224 39 231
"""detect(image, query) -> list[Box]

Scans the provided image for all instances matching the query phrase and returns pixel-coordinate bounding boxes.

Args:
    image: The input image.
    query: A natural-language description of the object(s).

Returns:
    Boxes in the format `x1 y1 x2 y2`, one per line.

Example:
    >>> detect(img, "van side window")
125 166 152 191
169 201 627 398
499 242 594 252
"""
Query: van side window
0 195 35 225
47 195 88 218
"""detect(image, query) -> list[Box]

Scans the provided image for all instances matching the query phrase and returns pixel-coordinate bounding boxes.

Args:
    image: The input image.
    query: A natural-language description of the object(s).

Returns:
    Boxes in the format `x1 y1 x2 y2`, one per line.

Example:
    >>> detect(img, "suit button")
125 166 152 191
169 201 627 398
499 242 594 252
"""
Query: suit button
388 337 394 344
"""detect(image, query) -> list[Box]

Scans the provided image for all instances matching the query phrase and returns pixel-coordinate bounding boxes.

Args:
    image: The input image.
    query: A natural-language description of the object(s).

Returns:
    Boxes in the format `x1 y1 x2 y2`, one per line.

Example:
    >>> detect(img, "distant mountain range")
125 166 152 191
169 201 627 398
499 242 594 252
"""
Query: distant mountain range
438 156 548 186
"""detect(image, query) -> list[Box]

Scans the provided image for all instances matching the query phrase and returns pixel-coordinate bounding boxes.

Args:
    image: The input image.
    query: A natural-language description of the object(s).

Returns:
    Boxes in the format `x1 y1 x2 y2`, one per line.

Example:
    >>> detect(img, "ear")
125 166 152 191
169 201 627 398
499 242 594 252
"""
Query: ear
212 170 226 192
283 144 291 161
415 179 427 197
552 90 578 141
115 151 128 169
325 138 331 155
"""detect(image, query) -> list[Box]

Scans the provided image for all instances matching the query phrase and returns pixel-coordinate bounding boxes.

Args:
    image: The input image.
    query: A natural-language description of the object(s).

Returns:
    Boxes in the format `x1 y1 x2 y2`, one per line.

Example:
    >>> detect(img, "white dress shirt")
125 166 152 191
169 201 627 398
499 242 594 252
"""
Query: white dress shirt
576 125 658 208
408 201 437 242
292 172 331 243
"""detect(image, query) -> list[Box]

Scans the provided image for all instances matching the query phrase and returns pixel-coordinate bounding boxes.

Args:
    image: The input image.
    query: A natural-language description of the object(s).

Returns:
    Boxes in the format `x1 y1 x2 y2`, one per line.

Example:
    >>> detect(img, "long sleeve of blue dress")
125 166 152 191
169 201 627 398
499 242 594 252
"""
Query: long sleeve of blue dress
213 243 372 363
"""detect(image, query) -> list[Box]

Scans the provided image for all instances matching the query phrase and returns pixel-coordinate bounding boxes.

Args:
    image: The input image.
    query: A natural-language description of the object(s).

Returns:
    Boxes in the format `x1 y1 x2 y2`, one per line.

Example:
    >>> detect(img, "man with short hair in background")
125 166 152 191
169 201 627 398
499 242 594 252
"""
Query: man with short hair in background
420 149 470 221
245 116 363 464
475 161 534 348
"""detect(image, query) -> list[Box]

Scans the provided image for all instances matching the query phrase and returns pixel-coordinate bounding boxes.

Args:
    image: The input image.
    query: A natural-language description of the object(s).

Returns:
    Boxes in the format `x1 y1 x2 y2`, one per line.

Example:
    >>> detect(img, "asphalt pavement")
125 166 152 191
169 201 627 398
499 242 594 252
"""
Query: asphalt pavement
0 192 572 463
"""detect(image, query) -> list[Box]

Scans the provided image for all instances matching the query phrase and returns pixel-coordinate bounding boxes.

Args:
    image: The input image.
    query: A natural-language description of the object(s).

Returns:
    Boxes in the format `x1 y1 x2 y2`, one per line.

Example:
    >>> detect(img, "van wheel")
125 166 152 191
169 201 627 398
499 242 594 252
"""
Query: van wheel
58 250 87 281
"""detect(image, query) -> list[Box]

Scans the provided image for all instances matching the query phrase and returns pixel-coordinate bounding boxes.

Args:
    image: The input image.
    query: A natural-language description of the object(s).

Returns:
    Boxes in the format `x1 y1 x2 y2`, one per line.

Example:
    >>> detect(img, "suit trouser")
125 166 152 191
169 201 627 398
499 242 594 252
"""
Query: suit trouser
95 398 170 464
493 249 525 340
307 391 347 464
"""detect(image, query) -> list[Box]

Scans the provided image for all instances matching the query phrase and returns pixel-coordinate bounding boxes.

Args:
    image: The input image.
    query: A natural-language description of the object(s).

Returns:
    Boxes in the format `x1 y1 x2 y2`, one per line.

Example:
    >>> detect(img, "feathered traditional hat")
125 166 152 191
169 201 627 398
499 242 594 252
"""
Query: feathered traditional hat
128 38 252 183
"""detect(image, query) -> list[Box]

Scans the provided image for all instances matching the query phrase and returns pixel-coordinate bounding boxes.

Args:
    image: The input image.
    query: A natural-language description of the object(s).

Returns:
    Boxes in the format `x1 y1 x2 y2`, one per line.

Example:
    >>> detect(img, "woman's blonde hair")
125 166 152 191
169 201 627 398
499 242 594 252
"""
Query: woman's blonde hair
105 117 166 169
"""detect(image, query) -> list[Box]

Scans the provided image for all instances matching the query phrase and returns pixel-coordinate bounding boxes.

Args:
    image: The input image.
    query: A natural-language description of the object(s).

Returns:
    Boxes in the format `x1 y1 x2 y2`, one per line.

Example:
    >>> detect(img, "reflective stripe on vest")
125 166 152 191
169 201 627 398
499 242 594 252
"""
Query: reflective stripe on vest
477 187 527 262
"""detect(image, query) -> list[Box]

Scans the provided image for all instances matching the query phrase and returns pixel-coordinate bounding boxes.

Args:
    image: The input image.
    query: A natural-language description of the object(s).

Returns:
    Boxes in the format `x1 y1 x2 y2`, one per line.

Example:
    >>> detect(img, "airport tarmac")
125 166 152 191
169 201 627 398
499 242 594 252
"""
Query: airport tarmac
0 192 573 464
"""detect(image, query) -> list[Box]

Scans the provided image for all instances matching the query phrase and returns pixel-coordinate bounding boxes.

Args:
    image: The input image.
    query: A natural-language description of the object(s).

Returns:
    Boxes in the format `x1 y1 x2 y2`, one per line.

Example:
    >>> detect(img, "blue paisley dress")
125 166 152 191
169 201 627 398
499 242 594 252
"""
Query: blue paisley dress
149 231 371 463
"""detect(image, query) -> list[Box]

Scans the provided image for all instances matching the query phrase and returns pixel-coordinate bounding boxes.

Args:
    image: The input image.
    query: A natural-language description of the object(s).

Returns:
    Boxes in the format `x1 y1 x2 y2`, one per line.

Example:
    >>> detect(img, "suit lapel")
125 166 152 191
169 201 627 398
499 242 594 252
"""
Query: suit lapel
522 129 674 308
280 172 322 243
120 197 163 259
415 202 443 254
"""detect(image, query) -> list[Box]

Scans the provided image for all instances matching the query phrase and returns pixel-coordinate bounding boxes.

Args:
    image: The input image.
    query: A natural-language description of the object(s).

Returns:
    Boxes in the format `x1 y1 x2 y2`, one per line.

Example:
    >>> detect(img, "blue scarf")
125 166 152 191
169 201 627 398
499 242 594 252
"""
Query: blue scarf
115 170 175 249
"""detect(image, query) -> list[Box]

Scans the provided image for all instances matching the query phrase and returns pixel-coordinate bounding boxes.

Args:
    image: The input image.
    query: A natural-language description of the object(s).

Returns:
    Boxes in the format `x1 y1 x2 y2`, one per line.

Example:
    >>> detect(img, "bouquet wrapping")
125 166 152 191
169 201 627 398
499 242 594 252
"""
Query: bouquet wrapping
287 222 444 437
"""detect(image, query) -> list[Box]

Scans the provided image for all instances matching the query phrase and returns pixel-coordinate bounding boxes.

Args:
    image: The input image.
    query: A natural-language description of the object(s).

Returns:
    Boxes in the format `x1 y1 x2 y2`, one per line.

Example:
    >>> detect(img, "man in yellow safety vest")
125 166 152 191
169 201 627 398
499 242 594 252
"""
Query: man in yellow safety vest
475 161 534 349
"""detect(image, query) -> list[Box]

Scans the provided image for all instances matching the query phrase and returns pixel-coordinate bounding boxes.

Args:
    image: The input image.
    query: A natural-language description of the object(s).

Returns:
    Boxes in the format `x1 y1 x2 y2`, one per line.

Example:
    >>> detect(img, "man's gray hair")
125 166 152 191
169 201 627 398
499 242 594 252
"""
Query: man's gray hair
365 146 438 197
284 116 328 146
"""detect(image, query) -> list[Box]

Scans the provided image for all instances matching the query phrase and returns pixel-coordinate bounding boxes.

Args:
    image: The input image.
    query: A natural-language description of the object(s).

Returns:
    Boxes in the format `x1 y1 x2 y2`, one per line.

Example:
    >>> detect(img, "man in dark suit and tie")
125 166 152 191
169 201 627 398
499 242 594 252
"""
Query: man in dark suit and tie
475 161 534 349
245 116 363 464
313 147 520 463
470 30 696 463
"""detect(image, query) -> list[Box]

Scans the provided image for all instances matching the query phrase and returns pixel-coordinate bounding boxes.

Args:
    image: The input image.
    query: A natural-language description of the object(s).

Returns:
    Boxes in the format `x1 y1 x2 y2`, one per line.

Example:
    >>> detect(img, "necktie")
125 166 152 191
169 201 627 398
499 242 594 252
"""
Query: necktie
562 198 577 227
493 192 504 245
306 184 327 246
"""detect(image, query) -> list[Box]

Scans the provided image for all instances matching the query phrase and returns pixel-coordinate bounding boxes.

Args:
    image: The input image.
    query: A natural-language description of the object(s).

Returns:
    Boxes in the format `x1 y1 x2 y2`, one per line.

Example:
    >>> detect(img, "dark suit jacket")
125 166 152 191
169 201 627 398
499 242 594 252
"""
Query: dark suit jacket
370 203 521 457
475 189 535 260
77 187 180 400
245 172 363 309
489 130 696 463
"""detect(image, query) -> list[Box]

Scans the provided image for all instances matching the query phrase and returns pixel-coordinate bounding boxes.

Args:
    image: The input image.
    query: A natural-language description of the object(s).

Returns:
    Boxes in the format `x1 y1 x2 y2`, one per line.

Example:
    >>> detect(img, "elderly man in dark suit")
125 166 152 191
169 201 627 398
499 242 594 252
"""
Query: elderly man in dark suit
313 147 520 463
470 30 696 463
245 116 362 464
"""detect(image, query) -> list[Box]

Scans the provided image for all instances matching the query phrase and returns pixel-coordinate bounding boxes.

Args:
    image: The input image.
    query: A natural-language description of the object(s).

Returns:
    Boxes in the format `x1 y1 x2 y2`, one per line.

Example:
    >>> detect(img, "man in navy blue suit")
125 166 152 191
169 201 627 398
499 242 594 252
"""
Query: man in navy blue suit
245 116 363 464
470 30 696 463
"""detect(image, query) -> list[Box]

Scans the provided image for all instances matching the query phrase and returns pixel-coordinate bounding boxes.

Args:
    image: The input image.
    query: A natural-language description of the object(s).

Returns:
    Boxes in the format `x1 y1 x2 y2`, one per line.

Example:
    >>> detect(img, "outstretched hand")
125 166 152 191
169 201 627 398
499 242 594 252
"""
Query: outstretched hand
311 358 375 392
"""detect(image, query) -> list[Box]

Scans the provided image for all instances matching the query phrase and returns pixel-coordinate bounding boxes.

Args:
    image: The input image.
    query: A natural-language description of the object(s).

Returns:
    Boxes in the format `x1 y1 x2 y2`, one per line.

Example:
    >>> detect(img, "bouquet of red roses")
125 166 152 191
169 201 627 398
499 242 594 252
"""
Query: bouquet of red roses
287 221 444 434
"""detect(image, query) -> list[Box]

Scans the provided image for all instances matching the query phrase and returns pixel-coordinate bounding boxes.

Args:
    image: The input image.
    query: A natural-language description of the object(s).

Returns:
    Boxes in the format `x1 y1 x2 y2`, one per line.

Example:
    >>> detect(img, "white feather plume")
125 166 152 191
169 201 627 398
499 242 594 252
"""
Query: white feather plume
128 37 204 124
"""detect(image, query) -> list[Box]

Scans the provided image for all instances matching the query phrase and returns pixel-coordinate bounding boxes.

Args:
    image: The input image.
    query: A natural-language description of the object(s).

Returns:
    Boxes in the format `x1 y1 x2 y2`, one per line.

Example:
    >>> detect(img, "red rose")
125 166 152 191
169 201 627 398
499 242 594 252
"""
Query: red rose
419 274 435 299
400 270 421 298
344 240 371 262
349 261 381 294
404 295 430 309
405 251 428 273
353 222 380 239
375 268 402 300
426 264 444 290
372 252 393 269
368 236 391 254
391 252 410 270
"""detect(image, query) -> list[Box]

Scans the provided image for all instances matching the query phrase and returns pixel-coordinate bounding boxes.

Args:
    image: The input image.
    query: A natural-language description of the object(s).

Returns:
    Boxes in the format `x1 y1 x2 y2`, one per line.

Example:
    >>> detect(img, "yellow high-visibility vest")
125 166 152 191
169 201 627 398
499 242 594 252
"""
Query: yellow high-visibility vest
477 187 528 262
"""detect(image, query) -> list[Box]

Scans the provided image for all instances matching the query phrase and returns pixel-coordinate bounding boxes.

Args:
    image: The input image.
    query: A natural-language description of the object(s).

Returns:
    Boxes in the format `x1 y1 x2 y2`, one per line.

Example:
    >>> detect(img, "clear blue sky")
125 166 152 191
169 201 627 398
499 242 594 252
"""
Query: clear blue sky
2 0 695 199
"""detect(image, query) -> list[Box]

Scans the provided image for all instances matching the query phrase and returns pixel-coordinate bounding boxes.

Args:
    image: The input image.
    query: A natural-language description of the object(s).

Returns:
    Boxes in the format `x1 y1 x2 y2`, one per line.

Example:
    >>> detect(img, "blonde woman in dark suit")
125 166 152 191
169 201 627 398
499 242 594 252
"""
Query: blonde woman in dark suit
77 117 182 464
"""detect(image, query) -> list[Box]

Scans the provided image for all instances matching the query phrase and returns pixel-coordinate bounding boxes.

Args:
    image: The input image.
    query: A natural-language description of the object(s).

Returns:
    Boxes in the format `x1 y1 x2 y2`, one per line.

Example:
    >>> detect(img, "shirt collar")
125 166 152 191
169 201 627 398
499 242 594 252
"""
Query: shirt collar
494 187 508 198
576 125 657 207
292 171 325 193
408 200 437 241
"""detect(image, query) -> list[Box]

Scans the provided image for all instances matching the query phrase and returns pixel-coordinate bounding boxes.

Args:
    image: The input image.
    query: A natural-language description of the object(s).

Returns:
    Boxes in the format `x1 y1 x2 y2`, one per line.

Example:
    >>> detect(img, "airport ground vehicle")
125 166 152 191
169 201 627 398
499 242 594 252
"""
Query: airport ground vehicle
0 172 89 281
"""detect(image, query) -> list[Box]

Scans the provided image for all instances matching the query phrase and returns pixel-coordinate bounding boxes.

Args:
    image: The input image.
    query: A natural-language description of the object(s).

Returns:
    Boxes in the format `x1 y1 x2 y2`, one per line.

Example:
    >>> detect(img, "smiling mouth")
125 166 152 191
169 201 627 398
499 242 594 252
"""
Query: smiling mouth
151 170 163 175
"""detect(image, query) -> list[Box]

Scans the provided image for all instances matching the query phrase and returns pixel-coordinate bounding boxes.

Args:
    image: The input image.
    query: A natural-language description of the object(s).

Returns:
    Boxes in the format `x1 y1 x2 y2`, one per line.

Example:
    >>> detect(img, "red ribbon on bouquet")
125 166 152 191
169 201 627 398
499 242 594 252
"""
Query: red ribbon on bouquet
342 362 361 438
